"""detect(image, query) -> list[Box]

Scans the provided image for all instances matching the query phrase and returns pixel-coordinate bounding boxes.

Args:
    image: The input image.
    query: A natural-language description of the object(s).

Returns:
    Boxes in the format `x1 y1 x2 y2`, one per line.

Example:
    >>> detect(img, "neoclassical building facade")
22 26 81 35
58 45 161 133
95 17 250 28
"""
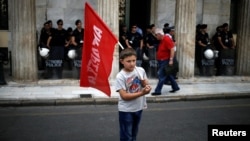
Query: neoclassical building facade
1 0 250 83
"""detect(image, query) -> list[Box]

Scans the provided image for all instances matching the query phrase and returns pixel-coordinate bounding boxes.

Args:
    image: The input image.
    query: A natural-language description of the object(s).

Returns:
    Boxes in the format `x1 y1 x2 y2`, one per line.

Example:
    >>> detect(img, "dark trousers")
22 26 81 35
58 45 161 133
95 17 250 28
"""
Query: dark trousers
119 110 143 141
154 60 179 93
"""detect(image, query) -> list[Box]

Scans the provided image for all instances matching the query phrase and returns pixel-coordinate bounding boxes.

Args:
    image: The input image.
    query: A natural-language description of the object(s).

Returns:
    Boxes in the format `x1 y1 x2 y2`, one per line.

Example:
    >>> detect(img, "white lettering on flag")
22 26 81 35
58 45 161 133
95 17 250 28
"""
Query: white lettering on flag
87 25 102 85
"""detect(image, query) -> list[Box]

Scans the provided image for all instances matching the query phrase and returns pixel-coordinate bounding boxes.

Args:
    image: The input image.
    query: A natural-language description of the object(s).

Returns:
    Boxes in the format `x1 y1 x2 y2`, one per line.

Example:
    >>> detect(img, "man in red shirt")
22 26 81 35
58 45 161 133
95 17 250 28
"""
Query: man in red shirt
151 28 180 95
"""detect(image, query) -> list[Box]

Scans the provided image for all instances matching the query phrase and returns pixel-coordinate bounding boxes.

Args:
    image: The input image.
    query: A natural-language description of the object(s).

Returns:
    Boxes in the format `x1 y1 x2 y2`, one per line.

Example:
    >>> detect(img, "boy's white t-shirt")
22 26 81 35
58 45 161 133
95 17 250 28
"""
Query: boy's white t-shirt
115 67 147 112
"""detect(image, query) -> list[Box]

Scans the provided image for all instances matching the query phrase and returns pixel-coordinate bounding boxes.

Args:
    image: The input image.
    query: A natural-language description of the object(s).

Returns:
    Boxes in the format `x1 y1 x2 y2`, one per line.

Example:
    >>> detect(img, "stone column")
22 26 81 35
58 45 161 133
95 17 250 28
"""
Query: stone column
97 0 119 80
236 0 250 75
175 0 196 79
9 0 38 81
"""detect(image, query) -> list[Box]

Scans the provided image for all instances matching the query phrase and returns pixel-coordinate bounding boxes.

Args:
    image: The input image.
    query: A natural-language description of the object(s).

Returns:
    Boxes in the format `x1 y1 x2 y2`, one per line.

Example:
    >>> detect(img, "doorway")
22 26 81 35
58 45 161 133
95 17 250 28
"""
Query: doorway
128 0 151 33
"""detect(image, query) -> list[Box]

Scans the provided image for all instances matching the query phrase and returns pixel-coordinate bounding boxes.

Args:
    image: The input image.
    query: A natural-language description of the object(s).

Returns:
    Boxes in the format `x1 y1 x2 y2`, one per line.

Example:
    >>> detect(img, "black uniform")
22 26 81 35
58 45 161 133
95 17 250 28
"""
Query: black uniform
72 28 84 67
195 31 210 74
145 33 159 60
126 32 142 50
39 28 51 70
39 28 51 47
126 32 143 60
217 29 234 75
46 28 67 79
217 30 233 49
119 29 128 49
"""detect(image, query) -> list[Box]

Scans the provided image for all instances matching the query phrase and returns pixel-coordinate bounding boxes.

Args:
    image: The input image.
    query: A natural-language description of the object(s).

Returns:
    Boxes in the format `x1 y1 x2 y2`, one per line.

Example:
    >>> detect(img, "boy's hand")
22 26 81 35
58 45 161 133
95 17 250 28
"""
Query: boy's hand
142 85 152 95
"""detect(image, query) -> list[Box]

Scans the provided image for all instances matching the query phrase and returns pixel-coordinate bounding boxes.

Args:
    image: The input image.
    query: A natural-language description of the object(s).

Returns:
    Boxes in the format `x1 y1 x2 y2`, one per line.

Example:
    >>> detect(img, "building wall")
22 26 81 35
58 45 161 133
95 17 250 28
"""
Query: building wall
153 0 230 37
154 0 176 27
202 0 231 36
35 0 97 37
1 0 232 49
35 0 231 39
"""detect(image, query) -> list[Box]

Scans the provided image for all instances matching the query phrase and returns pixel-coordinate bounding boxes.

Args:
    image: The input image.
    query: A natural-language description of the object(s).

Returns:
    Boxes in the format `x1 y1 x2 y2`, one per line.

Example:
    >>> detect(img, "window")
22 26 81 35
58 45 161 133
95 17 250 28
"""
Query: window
0 0 8 30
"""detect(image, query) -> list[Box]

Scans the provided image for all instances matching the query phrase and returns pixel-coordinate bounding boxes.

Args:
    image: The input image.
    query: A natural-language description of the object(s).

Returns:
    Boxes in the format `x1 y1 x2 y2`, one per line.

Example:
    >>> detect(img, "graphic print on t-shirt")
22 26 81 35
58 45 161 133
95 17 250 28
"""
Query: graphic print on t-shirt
126 75 141 93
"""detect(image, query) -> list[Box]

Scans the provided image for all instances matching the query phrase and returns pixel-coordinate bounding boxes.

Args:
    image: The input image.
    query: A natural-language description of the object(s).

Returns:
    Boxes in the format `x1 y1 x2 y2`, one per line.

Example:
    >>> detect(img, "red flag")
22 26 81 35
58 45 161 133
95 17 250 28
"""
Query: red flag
80 2 118 97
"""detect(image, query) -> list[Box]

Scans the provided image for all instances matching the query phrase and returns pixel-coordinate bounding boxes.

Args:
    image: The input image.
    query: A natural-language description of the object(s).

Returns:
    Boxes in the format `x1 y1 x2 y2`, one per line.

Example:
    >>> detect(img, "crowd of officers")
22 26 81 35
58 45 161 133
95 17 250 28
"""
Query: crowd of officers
195 23 235 76
120 22 235 77
38 20 234 79
38 19 84 79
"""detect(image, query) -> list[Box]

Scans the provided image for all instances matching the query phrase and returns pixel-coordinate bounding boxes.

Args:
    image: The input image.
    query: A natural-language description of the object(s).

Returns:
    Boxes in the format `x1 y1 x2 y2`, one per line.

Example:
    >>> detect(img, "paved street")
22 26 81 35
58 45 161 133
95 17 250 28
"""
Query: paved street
0 98 250 141
1 76 250 106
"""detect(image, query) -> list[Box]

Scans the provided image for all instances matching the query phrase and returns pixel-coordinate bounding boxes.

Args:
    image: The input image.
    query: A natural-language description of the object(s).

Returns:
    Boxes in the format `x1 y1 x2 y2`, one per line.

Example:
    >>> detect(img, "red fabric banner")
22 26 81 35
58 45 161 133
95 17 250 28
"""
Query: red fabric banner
80 2 118 97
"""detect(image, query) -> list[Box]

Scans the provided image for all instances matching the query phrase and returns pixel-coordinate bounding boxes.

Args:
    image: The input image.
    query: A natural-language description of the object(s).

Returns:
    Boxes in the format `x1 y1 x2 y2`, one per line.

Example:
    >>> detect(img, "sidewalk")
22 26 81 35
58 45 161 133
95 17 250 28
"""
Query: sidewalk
0 76 250 106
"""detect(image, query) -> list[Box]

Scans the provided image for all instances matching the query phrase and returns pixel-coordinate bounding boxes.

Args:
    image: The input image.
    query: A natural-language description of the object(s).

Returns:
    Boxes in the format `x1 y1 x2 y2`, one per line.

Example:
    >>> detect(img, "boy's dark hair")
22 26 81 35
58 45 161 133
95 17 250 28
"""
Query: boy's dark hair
119 48 137 59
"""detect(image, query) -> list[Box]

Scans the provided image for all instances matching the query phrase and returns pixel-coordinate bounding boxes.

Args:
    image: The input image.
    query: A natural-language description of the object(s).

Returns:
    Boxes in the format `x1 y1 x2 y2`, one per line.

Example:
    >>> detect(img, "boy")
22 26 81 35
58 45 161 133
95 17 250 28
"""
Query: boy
115 48 152 141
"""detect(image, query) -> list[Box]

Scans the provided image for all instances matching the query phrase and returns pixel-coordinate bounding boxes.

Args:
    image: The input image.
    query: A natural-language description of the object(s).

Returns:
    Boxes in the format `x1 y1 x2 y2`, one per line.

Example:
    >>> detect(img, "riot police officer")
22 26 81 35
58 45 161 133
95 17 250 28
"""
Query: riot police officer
195 24 210 75
71 19 84 79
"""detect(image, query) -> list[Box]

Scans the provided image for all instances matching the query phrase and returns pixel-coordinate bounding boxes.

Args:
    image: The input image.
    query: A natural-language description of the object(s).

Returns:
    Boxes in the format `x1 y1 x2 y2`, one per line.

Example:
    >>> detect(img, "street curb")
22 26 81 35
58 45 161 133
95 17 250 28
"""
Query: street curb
0 92 250 107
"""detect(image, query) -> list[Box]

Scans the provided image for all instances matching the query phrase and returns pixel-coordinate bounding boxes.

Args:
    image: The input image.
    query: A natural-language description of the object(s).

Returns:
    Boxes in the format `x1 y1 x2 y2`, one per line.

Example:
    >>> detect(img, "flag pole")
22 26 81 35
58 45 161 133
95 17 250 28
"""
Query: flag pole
118 41 124 50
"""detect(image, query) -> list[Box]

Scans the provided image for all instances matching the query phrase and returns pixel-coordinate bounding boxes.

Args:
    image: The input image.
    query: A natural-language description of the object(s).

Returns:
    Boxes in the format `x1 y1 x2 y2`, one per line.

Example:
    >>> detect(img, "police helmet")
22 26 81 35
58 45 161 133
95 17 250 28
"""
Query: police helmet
68 49 77 59
39 47 49 58
204 49 214 59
